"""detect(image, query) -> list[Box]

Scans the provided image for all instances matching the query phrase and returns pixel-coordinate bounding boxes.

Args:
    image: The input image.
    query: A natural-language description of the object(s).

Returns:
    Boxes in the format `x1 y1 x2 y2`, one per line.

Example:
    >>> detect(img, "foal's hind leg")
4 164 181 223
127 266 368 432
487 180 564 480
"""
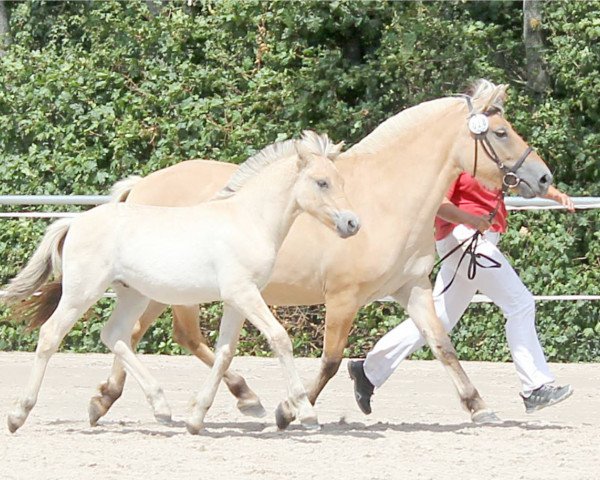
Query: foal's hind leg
89 300 167 426
100 289 171 424
172 304 265 418
8 298 94 433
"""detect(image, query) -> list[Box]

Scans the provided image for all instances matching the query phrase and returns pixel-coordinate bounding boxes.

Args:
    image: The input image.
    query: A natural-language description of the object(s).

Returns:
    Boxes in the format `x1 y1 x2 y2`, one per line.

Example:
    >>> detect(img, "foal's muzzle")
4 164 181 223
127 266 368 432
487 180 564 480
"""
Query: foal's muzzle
334 211 361 238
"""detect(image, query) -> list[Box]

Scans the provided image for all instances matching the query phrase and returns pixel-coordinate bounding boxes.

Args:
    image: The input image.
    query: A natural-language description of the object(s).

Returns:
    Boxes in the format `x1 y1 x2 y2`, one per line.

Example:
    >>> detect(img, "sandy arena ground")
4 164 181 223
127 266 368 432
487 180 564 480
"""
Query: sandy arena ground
0 352 598 480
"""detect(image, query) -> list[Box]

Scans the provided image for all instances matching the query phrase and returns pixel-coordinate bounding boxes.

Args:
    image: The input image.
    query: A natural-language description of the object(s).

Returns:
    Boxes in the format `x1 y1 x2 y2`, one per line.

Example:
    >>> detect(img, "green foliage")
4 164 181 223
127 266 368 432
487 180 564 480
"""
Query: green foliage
0 0 598 361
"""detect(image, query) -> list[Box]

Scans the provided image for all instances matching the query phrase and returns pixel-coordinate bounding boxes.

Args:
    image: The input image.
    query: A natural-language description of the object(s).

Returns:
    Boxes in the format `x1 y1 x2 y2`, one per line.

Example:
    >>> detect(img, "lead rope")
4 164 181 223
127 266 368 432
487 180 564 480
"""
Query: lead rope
434 191 503 295
434 95 534 295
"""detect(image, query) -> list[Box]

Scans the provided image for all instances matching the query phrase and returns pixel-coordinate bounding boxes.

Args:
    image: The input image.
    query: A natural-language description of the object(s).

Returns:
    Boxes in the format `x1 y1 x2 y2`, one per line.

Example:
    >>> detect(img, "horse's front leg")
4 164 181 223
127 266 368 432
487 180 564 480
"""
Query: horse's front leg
393 279 500 423
172 304 265 418
274 293 359 430
89 300 168 426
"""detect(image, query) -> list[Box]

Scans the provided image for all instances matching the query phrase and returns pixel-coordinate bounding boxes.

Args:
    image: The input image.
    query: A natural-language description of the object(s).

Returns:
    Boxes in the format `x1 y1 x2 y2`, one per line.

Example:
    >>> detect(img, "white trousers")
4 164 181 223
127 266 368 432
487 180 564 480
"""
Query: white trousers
363 224 554 395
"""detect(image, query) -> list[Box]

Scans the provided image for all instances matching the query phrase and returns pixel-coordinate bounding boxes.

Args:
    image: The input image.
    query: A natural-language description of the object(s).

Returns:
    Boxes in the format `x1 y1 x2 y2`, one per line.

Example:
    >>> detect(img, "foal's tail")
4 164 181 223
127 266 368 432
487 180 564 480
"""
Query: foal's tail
1 218 72 330
110 175 142 202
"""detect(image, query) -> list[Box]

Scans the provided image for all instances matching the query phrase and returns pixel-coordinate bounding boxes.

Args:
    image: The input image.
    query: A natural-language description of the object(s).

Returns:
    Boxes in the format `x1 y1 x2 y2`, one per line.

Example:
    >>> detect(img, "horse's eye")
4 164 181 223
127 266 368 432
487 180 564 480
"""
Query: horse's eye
316 179 330 189
494 129 507 138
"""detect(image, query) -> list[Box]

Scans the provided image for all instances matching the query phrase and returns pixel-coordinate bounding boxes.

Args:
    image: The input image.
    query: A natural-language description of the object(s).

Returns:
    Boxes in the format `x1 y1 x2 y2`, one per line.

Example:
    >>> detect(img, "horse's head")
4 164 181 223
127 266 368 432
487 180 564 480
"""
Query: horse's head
293 131 360 238
454 80 552 198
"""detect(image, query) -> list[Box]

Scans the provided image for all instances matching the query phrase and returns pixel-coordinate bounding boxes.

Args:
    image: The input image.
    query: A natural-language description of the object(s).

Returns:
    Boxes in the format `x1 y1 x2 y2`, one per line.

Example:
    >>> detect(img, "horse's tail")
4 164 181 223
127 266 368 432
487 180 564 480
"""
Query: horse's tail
110 175 142 203
1 218 72 329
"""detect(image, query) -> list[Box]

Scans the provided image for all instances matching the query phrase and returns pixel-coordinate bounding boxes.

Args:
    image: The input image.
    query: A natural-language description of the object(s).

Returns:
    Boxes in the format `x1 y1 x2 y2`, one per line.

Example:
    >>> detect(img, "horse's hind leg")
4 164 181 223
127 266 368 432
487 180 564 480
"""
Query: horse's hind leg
172 304 265 418
100 289 171 424
89 300 167 426
309 294 359 404
394 280 499 424
8 298 94 433
186 304 245 434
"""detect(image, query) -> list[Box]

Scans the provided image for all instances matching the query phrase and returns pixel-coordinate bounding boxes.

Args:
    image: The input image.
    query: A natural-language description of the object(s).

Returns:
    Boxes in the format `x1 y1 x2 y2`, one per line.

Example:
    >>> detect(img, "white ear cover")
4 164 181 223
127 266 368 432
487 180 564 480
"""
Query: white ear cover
468 114 489 135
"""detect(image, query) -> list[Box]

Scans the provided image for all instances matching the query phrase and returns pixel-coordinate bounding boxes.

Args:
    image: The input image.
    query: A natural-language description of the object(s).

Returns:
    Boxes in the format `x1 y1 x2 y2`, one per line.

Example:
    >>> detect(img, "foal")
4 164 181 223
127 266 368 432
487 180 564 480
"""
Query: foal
4 131 360 434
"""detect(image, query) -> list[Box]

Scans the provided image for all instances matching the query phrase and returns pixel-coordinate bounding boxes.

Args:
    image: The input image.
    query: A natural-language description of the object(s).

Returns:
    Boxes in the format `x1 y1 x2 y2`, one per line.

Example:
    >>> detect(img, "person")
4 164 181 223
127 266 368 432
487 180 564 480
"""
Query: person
348 173 575 415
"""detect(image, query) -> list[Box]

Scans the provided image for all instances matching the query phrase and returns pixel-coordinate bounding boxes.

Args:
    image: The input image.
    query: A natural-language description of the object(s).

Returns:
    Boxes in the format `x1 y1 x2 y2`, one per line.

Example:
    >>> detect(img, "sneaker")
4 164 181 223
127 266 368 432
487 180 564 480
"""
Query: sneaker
521 384 574 413
347 360 375 415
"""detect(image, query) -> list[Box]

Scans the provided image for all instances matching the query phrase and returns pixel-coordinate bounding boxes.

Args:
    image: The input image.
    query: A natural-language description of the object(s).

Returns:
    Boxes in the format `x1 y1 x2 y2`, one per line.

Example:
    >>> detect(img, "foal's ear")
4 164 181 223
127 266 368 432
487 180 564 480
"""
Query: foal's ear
295 141 312 169
327 141 345 160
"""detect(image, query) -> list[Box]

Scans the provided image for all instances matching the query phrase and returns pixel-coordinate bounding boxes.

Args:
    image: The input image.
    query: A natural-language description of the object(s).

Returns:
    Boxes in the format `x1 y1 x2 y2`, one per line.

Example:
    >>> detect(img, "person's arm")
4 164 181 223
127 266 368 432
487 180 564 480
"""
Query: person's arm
437 197 492 233
543 185 575 212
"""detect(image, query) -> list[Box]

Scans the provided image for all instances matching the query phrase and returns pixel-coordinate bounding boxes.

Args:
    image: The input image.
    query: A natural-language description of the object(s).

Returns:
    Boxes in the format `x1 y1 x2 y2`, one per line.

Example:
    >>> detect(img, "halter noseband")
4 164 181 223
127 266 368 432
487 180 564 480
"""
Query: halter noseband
460 94 533 195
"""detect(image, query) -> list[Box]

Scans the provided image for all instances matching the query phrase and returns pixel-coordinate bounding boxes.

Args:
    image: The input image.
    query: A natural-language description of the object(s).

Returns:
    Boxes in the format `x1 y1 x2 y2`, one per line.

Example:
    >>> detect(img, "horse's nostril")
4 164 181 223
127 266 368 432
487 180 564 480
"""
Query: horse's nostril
540 174 552 185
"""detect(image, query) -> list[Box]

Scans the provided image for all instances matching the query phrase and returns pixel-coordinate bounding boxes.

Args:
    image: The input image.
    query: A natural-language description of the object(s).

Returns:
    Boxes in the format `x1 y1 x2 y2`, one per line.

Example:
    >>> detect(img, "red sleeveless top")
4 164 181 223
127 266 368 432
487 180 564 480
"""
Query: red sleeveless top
434 173 507 241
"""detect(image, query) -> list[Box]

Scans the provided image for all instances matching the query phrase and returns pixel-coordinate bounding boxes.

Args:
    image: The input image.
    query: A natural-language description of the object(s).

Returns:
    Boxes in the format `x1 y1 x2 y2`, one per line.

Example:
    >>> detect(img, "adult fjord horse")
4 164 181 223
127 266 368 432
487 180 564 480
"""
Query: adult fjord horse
59 80 556 428
4 132 360 433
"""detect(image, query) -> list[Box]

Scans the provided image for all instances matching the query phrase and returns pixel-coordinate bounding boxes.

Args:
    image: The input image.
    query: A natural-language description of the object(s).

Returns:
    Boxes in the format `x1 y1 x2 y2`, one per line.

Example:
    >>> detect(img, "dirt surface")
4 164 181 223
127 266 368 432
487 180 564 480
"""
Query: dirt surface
0 352 598 480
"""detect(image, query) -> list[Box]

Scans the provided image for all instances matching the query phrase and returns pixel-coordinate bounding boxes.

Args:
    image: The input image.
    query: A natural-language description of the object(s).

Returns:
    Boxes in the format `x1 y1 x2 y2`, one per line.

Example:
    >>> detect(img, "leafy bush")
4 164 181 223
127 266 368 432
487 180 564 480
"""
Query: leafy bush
0 1 598 361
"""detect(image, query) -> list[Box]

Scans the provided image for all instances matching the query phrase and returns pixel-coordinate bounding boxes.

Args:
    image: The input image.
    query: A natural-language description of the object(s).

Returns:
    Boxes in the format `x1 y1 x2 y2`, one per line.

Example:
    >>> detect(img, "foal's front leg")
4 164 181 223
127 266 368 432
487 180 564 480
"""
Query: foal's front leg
186 304 245 434
228 285 318 430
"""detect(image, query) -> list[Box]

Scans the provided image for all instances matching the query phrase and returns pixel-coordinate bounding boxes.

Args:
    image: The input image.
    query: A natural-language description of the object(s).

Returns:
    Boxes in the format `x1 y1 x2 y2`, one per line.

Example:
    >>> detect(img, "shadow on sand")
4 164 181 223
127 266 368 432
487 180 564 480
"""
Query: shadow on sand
51 417 572 440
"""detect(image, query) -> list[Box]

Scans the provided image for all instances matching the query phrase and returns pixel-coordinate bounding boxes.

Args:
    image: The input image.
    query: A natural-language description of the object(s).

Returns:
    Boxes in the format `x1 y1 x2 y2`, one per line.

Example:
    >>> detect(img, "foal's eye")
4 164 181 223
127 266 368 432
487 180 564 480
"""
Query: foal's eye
316 179 330 189
494 129 508 138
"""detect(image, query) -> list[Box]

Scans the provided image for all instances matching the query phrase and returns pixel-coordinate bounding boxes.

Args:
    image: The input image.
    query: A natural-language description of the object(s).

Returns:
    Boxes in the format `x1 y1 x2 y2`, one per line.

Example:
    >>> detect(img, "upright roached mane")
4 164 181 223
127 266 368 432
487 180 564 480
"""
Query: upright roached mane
215 131 343 199
352 79 507 157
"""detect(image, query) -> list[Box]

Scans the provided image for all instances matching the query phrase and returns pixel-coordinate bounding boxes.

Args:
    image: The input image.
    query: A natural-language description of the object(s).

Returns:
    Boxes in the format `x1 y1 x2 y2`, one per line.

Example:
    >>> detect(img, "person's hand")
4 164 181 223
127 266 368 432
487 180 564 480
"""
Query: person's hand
468 214 492 233
553 190 575 212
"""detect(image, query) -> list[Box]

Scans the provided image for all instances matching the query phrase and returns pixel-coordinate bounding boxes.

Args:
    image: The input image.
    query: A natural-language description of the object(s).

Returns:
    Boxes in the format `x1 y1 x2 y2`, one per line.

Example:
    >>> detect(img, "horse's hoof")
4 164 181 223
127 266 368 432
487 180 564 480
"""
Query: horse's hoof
275 401 296 430
88 396 107 427
472 409 502 425
237 399 267 418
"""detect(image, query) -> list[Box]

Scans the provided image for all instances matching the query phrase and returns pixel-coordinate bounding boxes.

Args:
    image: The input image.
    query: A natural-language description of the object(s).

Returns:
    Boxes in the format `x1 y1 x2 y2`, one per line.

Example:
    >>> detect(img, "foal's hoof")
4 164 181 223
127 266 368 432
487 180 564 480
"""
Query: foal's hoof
472 409 502 425
185 420 204 435
88 396 107 427
300 416 321 431
237 398 267 418
7 413 23 434
275 401 296 430
154 412 173 425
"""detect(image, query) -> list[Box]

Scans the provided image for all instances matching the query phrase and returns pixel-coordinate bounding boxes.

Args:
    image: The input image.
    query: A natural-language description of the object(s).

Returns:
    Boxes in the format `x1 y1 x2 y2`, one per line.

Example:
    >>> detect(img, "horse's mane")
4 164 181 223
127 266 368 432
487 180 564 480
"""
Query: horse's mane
350 79 506 155
215 131 341 199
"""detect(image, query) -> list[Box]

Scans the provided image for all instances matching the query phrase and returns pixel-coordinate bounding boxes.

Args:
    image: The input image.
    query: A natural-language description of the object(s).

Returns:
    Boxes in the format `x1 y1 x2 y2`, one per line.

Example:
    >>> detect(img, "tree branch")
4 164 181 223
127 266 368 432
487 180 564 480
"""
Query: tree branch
0 0 11 58
523 0 549 94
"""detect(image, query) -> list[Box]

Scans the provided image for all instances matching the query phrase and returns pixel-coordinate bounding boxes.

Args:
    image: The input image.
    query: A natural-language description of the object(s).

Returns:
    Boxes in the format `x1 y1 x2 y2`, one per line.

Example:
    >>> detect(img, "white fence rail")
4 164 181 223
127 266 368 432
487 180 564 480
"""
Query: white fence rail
1 195 599 302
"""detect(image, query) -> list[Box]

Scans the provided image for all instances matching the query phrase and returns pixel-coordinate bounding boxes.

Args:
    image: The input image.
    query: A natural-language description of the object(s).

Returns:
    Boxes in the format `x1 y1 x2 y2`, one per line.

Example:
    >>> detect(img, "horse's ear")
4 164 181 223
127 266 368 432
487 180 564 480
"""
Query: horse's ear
495 84 508 106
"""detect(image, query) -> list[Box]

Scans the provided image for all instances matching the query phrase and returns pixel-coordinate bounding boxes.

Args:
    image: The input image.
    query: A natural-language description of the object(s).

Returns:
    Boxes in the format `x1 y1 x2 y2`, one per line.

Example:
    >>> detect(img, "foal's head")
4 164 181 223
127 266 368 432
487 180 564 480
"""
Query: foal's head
293 131 360 238
454 80 553 198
